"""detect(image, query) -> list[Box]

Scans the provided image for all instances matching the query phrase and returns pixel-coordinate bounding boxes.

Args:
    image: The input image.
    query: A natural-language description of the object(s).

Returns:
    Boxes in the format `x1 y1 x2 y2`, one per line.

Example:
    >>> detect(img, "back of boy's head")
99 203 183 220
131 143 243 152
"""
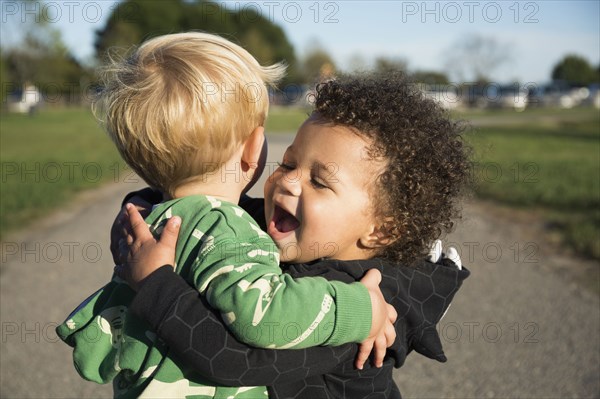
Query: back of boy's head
313 72 470 264
95 32 286 196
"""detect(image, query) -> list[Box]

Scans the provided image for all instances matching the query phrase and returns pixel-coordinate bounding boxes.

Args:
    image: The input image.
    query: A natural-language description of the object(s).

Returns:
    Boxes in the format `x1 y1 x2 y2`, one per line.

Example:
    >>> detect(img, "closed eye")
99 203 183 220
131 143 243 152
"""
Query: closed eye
277 161 295 171
310 178 328 190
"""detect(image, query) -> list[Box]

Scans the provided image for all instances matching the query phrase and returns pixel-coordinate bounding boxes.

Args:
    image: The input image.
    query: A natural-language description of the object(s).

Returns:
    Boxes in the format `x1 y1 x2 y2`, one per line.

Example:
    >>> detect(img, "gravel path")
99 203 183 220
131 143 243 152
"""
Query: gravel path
1 134 598 398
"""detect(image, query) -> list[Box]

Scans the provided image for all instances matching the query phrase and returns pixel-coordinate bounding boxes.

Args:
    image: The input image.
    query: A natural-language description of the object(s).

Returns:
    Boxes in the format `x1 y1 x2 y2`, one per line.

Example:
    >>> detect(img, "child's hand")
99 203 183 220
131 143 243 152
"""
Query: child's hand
356 269 397 370
110 196 152 265
113 204 181 291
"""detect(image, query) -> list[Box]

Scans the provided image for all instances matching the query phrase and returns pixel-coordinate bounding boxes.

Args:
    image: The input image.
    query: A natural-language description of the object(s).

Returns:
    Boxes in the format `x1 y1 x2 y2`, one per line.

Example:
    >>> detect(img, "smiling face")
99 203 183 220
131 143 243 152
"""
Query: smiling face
264 116 385 263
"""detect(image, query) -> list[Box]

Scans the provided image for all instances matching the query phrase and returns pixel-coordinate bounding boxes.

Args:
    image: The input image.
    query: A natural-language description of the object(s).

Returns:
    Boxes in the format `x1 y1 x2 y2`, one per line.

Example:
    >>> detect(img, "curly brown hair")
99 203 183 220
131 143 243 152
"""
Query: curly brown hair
313 72 470 263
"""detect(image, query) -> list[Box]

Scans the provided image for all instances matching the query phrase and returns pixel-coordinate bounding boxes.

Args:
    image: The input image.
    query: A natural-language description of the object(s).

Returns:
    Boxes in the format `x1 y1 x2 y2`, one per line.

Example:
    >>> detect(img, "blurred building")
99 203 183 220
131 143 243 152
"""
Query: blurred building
6 84 41 114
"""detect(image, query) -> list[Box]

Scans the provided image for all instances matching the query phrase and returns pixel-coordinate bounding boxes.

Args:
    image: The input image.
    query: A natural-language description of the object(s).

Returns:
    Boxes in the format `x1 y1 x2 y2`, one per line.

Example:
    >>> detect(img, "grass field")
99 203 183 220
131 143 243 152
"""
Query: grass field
1 106 599 259
265 106 311 133
0 108 125 239
466 108 600 259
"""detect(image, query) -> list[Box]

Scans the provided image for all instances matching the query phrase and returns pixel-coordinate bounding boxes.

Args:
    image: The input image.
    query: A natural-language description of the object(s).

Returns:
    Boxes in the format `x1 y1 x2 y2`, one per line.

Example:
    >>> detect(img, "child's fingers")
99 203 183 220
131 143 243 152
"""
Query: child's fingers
387 304 397 324
360 268 382 288
158 216 181 249
385 304 397 347
114 208 135 247
125 203 153 242
115 238 129 265
130 201 152 218
385 319 396 347
355 340 373 370
373 334 388 367
124 223 136 247
110 209 129 264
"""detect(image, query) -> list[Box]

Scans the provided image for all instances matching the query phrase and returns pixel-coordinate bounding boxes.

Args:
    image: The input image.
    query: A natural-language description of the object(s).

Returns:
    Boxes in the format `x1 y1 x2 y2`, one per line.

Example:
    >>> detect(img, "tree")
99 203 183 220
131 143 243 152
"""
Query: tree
444 34 511 83
302 45 337 84
95 0 300 84
373 57 407 74
0 53 11 109
411 70 450 85
95 0 183 58
551 55 599 87
2 1 91 105
346 54 368 73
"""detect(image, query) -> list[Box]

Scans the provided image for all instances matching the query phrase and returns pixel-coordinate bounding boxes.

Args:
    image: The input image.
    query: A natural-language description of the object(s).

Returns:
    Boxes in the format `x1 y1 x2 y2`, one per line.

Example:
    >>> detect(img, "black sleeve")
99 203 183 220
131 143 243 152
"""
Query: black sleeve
129 266 357 387
121 187 163 208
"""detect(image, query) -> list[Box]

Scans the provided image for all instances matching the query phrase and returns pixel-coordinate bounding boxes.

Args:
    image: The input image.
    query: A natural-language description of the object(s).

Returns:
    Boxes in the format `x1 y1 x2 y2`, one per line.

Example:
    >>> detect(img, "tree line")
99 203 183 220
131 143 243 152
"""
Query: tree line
1 0 599 107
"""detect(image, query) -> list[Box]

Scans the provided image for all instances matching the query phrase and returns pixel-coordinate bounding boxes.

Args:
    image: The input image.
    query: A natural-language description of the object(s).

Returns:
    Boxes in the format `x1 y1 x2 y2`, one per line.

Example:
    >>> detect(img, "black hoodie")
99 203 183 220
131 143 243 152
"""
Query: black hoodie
129 257 469 399
123 193 470 398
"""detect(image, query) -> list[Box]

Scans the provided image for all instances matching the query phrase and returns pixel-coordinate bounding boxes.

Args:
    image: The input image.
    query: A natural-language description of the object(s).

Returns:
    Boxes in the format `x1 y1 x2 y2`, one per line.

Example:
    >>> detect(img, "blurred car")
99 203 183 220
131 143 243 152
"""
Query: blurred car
423 85 462 110
582 84 600 108
528 84 591 109
485 84 528 111
269 85 311 106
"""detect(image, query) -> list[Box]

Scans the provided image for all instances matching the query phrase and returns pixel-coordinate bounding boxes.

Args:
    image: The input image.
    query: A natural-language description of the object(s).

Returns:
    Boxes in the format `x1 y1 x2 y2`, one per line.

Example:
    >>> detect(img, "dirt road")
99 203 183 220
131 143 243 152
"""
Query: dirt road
1 134 598 398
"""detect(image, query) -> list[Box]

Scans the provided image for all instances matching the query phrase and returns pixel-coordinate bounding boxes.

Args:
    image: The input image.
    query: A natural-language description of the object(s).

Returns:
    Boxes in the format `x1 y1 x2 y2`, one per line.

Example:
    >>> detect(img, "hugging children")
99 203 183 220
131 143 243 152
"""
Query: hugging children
57 31 470 399
57 32 396 398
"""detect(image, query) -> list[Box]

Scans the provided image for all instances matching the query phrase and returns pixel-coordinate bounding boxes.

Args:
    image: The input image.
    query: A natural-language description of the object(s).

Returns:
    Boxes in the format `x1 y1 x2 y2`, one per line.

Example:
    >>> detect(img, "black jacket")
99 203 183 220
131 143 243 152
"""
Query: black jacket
130 258 468 399
125 192 470 398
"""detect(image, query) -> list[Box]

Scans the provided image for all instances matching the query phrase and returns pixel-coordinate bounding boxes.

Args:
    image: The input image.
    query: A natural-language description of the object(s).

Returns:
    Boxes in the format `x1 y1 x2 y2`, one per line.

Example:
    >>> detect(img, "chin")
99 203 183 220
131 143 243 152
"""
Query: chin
275 243 304 264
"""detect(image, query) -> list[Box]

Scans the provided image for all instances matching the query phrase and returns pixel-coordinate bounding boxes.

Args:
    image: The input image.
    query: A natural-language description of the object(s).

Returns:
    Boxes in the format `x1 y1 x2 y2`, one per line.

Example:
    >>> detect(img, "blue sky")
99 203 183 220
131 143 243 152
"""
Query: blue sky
2 1 599 84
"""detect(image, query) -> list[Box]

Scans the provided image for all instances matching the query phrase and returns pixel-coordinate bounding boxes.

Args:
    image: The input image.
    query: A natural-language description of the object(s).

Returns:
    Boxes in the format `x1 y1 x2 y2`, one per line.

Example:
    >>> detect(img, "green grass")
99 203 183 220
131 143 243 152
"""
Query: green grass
454 106 599 122
0 108 125 238
265 106 310 133
465 107 600 259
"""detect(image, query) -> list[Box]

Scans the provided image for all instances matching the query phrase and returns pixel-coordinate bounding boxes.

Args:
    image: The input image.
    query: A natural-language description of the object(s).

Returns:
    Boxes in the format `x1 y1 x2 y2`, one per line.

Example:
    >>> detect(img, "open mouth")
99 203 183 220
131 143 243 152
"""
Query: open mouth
267 205 300 240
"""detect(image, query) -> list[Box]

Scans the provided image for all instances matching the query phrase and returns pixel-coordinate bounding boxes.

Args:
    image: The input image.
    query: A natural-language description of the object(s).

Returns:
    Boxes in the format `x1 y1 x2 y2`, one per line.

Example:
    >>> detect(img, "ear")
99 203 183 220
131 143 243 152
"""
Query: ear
359 218 398 249
241 126 265 172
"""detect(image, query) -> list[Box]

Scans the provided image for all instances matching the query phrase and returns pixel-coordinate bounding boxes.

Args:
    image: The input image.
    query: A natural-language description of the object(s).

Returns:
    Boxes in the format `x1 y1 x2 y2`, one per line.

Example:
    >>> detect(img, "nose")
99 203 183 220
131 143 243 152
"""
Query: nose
277 169 302 197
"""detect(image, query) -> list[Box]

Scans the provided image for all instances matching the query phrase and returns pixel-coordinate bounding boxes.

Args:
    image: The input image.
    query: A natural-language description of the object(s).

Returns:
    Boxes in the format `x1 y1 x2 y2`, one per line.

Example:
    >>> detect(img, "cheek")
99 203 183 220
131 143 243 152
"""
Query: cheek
325 192 371 229
299 195 333 233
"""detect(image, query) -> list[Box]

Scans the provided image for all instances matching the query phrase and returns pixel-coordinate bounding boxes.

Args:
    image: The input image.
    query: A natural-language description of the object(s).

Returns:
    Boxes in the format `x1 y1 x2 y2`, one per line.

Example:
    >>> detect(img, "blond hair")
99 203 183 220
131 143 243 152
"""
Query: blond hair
95 32 286 196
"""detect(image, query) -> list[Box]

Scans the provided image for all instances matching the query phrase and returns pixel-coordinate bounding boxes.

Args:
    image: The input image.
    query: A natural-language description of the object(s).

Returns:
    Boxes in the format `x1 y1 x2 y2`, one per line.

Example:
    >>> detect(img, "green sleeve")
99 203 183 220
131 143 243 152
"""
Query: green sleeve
194 237 371 349
325 280 372 346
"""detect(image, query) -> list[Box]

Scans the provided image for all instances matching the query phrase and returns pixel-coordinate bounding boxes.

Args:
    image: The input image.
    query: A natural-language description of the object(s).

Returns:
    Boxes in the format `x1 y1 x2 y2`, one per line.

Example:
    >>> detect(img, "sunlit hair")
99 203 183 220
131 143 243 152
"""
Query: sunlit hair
313 72 471 263
94 32 286 196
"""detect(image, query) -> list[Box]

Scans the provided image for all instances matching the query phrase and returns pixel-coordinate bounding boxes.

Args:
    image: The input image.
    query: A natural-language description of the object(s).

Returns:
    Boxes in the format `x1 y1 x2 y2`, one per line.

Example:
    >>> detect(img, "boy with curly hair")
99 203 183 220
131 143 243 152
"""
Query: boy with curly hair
56 33 395 398
114 71 471 398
